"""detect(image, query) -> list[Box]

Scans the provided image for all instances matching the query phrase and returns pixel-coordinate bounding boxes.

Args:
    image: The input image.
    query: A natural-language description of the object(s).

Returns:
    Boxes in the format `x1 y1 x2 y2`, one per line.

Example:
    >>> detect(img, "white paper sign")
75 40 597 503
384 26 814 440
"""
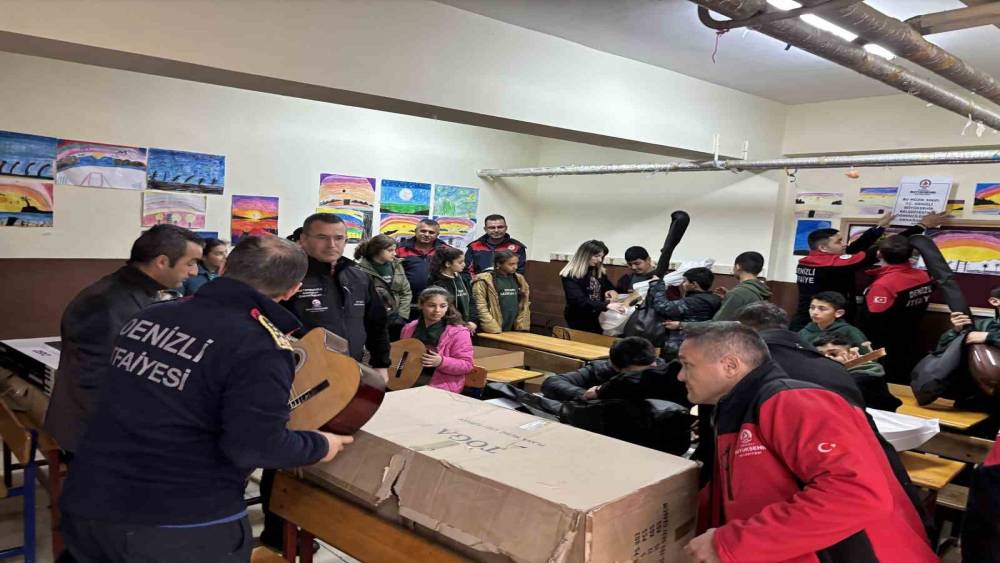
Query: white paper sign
891 176 952 226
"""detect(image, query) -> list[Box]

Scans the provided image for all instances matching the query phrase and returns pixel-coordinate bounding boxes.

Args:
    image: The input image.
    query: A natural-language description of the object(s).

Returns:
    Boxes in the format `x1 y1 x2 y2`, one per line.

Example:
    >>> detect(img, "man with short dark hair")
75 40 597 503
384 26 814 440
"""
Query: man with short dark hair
464 214 528 277
60 236 349 562
860 234 934 382
396 218 452 299
45 224 204 454
616 246 655 293
650 267 721 360
679 322 935 563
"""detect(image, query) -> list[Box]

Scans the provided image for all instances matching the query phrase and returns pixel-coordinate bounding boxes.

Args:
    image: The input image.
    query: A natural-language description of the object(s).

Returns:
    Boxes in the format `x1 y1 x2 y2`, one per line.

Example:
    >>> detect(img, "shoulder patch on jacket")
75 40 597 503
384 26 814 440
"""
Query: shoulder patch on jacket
251 308 293 351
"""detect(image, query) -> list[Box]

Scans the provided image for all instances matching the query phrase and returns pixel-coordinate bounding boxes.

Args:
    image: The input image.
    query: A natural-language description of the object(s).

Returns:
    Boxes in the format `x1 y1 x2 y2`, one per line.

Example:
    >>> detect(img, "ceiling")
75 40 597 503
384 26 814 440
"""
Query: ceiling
435 0 1000 105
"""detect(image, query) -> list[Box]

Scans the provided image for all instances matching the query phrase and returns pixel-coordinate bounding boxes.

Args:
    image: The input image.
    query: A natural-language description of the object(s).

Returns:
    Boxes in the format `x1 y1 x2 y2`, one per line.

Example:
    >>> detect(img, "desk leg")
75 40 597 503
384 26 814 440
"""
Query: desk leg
299 531 315 563
283 521 298 563
43 450 63 557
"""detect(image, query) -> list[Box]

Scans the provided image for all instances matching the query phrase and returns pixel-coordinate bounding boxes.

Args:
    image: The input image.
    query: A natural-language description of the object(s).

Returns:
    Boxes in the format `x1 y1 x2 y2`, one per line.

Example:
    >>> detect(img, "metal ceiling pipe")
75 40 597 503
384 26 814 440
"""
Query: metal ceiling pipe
477 149 1000 178
692 0 1000 131
802 0 1000 105
906 3 1000 36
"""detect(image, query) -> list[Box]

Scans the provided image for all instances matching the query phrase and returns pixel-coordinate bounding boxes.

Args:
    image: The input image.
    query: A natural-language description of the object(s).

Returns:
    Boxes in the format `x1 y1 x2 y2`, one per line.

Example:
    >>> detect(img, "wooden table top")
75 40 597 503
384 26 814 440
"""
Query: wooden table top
899 451 966 490
476 332 609 360
888 384 990 430
486 368 544 384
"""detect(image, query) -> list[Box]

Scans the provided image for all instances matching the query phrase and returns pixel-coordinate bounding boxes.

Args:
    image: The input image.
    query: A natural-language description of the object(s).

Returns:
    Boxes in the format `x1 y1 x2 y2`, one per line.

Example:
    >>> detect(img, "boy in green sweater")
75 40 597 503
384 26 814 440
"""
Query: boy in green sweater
712 251 772 321
799 291 870 350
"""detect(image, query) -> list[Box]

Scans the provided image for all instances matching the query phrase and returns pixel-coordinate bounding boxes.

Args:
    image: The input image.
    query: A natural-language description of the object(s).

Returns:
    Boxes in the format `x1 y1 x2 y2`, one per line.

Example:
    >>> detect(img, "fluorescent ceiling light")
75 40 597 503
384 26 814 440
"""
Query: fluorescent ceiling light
864 43 896 60
766 0 894 60
767 0 802 10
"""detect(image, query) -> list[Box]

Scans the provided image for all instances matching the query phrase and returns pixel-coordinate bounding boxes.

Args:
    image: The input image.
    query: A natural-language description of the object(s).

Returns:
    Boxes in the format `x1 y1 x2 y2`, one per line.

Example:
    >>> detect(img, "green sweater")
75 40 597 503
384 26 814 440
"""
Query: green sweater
799 318 869 349
935 316 1000 352
713 278 772 321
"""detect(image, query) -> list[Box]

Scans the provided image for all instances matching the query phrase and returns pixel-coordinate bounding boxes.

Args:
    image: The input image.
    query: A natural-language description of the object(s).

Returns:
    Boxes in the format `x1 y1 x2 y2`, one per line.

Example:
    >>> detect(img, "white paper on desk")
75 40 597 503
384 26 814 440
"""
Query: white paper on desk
484 398 521 410
867 408 940 452
1 337 61 370
890 176 951 226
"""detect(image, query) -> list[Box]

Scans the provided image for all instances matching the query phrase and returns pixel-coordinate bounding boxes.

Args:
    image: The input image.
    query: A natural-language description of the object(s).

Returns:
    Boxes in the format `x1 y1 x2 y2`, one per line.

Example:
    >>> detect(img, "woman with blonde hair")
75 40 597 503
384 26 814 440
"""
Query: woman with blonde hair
559 240 625 333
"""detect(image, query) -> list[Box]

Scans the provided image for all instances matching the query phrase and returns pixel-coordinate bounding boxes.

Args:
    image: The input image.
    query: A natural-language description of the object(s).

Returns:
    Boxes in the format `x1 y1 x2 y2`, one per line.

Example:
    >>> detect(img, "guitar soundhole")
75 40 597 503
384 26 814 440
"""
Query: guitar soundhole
293 349 307 371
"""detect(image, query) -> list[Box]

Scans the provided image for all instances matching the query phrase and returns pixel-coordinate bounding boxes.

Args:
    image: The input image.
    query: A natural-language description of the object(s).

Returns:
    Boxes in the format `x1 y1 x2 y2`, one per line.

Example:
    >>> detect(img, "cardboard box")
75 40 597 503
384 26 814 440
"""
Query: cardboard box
473 346 524 372
305 387 698 562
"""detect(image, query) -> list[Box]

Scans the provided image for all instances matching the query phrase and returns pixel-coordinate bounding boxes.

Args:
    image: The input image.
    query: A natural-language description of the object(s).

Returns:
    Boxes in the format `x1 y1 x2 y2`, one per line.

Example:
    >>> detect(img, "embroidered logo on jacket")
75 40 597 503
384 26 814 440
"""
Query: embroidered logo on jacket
734 426 767 458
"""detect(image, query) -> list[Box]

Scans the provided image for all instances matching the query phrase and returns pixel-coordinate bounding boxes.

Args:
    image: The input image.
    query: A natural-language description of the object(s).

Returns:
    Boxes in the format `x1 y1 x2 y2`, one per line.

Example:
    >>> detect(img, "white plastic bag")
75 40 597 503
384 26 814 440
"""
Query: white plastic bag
867 408 940 452
600 305 636 336
661 258 715 287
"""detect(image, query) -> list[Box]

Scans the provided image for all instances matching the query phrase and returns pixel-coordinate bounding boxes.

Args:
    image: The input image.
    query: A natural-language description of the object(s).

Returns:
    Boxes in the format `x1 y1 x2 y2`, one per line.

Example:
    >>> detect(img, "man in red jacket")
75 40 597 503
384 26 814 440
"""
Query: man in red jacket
678 323 935 563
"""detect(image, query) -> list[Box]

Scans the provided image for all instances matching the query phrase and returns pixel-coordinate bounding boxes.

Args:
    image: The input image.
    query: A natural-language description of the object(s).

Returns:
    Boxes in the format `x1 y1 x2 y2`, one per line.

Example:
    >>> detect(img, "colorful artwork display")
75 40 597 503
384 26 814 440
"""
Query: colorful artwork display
55 140 147 190
380 180 431 215
793 219 831 255
973 183 1000 215
432 185 479 218
142 192 207 229
794 192 843 219
846 225 905 246
231 195 279 244
147 149 225 195
379 213 423 240
946 199 965 218
320 207 372 243
0 131 57 179
434 216 476 247
856 187 897 216
319 174 376 210
0 176 53 227
918 230 1000 276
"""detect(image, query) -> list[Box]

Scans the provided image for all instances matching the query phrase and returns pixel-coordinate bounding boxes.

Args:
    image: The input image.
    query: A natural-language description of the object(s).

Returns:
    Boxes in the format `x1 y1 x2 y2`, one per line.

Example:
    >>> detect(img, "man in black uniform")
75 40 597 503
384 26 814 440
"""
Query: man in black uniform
59 236 349 562
260 212 390 549
45 224 204 456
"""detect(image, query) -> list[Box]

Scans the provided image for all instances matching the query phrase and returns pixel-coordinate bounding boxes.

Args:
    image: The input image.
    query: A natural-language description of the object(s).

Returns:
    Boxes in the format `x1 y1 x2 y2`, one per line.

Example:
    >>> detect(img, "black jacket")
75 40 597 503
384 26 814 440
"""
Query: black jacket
561 272 614 332
649 284 722 358
61 278 328 526
464 233 527 277
44 265 166 452
541 358 686 404
283 256 390 368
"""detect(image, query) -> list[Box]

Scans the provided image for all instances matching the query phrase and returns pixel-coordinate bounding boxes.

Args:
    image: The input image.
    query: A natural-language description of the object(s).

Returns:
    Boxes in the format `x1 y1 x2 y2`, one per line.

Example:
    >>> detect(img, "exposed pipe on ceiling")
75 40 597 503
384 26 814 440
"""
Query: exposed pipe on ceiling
692 0 1000 131
800 0 1000 106
477 149 1000 178
906 3 1000 36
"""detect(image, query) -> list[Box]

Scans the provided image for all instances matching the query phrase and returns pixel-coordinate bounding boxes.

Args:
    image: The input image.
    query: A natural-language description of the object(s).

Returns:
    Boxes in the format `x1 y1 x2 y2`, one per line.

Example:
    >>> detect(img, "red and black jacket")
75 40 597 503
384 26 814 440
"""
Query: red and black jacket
792 224 924 330
860 263 934 382
702 361 935 562
463 234 527 277
395 237 453 298
962 432 1000 561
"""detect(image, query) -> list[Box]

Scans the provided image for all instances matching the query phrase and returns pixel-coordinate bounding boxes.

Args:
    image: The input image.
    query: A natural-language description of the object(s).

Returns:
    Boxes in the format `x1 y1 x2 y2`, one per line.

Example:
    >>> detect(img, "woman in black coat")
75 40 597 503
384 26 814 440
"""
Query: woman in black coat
559 240 625 333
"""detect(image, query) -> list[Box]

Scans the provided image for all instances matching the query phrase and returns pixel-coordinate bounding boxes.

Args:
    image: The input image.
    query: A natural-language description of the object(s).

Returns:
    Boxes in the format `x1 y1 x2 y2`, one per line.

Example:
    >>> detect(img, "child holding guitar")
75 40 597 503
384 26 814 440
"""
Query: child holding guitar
401 287 475 393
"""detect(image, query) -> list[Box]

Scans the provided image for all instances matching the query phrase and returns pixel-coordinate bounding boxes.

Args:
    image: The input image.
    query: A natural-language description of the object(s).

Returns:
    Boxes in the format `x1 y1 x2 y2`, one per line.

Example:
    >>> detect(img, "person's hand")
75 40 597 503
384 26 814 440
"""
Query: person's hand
662 320 681 330
605 290 620 301
316 433 354 463
845 347 862 362
876 213 896 228
684 528 721 563
373 367 388 384
421 351 443 367
713 287 728 298
966 331 989 345
950 312 973 331
581 386 600 400
918 211 948 230
466 322 477 335
607 302 626 314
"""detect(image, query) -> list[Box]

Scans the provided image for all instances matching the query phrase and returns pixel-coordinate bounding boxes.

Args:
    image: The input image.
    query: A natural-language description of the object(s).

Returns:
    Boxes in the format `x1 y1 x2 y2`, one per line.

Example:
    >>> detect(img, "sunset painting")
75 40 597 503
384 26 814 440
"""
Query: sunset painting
231 195 278 244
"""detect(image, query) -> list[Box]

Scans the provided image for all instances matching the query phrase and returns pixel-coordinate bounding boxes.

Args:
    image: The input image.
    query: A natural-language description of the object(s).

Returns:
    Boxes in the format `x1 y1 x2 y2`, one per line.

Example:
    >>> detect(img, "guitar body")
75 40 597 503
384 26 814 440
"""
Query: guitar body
288 328 385 435
387 338 427 391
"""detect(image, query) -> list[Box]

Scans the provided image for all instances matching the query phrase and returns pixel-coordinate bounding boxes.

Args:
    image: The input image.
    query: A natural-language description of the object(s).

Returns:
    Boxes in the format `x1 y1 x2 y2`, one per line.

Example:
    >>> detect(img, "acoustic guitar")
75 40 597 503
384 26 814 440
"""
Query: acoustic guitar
387 338 427 391
287 328 385 435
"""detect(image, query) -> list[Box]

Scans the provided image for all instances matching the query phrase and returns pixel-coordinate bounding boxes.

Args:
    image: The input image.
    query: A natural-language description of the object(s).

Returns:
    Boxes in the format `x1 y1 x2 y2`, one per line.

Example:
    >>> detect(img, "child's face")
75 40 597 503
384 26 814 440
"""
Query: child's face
628 258 652 275
378 246 397 263
989 296 1000 308
421 296 449 323
447 256 466 274
818 233 846 255
809 299 843 326
815 343 851 363
498 257 519 275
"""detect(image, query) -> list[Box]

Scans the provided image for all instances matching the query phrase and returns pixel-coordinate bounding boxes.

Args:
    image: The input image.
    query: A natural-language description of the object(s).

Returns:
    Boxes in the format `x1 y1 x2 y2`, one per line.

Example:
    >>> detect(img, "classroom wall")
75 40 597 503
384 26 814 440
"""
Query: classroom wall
769 94 1000 282
0 51 541 259
0 0 787 158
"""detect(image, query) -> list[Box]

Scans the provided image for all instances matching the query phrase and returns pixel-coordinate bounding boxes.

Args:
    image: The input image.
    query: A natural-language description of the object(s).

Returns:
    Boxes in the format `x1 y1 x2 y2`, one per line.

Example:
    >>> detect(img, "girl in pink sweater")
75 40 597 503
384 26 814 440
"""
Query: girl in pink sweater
401 287 475 393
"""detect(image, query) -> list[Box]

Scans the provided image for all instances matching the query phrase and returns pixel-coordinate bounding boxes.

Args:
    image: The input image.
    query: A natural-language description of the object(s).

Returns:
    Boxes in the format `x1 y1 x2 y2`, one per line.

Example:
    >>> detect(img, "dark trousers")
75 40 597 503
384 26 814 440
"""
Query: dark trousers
62 512 251 563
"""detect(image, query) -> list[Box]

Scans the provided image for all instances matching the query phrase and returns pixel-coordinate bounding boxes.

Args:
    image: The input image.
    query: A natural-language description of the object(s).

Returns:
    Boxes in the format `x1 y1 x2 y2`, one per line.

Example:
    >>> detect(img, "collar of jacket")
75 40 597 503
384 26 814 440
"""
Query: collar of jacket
306 255 354 277
118 265 169 296
715 360 784 418
759 328 818 353
864 262 916 277
477 233 511 247
400 237 449 253
356 257 397 276
194 277 302 334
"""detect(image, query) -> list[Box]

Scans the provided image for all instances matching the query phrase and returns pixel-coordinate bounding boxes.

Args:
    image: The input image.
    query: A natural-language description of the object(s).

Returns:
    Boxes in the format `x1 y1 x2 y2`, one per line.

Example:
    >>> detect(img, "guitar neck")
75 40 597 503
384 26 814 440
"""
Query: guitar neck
842 348 886 369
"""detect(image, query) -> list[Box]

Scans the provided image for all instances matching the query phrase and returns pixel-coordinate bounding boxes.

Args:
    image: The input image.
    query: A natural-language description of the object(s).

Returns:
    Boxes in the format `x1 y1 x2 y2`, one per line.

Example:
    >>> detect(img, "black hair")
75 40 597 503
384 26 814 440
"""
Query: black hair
609 337 657 369
494 249 518 271
354 234 397 261
429 245 464 276
223 236 308 298
877 235 913 264
736 302 789 331
812 291 848 311
202 238 226 256
302 213 343 235
991 286 1000 300
418 218 440 229
734 251 764 275
683 322 771 367
416 287 465 327
286 227 303 242
484 214 506 224
812 333 851 348
808 228 840 250
683 267 714 291
624 246 650 262
129 224 204 266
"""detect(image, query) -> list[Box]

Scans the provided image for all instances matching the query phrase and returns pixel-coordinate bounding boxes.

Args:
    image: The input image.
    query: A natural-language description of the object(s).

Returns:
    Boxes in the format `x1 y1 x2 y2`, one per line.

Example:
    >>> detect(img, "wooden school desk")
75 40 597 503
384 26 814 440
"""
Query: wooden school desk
475 332 608 373
888 384 990 430
899 451 965 491
270 471 465 563
485 368 544 385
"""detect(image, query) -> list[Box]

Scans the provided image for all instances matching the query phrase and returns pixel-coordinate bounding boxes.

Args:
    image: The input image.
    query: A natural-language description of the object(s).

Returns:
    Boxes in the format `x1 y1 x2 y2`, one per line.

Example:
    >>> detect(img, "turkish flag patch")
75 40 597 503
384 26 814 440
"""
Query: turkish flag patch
873 296 888 304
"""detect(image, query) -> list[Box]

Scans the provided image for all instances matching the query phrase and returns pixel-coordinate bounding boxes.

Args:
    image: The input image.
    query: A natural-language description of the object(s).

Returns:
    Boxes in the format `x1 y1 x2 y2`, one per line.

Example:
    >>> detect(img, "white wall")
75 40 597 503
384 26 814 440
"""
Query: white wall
0 0 787 158
0 51 540 258
770 94 1000 282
